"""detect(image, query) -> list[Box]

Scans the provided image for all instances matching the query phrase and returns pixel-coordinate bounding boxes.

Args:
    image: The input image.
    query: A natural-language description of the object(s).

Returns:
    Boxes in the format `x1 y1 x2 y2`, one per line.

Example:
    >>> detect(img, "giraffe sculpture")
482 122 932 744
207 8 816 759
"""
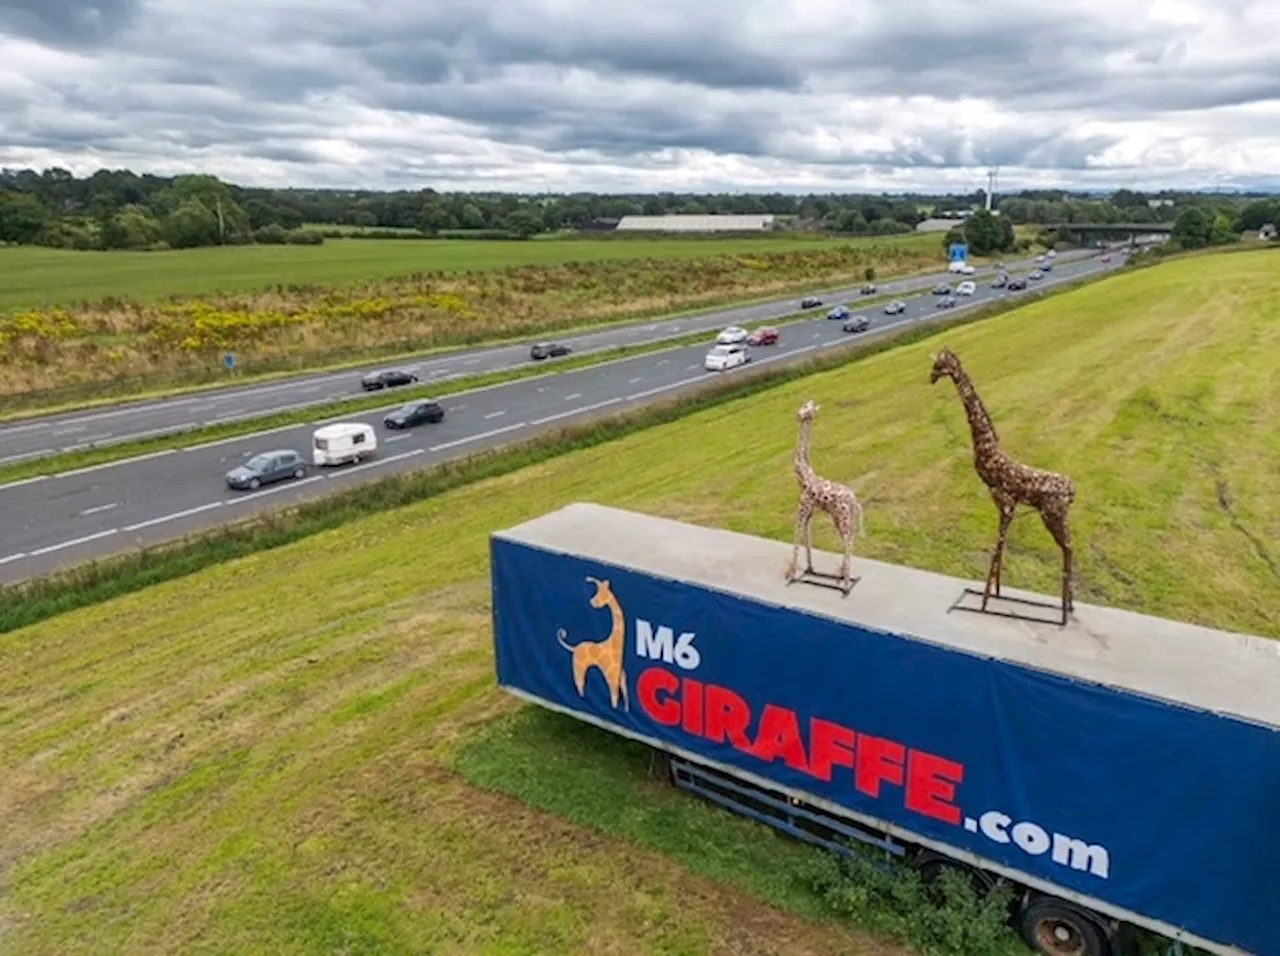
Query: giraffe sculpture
929 348 1076 624
786 399 865 594
556 575 629 711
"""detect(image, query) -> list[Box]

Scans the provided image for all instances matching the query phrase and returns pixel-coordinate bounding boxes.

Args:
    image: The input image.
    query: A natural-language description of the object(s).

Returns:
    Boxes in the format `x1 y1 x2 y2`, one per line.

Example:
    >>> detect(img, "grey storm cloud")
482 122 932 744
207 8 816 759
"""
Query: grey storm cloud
1 0 1278 190
0 0 139 45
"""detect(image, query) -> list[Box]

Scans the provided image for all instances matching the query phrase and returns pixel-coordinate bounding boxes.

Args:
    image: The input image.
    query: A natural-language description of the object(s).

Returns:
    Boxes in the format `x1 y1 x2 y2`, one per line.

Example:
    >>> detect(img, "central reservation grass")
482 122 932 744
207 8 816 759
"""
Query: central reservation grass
1 250 1275 954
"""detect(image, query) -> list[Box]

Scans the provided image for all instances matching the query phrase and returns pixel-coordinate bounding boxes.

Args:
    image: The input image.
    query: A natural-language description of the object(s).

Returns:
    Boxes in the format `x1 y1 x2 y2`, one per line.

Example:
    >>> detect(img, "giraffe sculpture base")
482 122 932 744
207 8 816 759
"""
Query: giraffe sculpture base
786 568 861 597
951 587 1071 627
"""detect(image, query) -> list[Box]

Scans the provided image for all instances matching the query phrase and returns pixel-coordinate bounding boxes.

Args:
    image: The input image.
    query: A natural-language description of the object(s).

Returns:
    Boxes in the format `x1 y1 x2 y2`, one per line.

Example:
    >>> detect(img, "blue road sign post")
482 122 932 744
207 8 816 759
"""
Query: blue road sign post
223 352 236 372
948 242 968 262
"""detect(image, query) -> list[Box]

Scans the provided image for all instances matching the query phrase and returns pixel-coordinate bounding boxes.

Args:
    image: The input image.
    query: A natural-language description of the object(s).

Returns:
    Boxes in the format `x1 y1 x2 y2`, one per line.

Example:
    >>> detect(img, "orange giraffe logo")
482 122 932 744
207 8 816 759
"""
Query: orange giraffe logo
556 575 630 711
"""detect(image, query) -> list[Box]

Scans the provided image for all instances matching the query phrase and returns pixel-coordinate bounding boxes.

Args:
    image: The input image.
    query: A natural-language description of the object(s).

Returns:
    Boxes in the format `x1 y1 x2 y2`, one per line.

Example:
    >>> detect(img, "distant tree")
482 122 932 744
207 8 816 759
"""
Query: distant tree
165 199 221 248
1171 207 1212 249
101 204 164 249
1235 200 1277 232
962 209 1014 256
0 190 49 243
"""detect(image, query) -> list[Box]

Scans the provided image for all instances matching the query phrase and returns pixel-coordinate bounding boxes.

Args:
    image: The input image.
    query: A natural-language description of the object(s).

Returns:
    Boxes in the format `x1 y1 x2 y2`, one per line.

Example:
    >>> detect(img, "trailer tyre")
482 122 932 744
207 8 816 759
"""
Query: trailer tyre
1018 898 1109 956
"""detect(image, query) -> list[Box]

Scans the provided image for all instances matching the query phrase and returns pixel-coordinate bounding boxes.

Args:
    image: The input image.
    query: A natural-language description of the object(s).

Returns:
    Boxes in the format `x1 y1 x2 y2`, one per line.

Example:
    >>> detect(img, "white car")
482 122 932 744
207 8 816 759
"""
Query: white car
956 280 976 296
704 343 749 371
716 326 748 345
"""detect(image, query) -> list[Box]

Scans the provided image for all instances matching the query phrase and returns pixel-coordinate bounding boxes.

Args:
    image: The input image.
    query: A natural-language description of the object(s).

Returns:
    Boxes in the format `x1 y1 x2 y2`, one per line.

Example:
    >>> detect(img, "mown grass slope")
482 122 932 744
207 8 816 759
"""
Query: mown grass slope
2 249 1276 955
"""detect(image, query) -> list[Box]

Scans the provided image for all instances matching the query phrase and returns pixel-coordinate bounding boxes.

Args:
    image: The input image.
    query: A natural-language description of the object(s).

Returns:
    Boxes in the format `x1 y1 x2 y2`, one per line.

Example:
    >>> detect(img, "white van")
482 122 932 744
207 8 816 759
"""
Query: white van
956 280 976 296
312 421 377 467
947 260 976 274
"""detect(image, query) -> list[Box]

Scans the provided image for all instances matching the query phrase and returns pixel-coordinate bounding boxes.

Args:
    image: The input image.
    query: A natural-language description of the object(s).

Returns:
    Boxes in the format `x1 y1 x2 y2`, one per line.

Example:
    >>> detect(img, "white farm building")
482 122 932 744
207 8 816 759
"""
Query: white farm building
615 214 777 233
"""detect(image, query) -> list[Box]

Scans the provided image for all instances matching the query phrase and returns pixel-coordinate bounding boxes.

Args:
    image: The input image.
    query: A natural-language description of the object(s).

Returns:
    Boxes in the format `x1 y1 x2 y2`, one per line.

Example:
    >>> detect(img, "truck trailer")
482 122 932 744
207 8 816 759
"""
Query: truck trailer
489 503 1280 956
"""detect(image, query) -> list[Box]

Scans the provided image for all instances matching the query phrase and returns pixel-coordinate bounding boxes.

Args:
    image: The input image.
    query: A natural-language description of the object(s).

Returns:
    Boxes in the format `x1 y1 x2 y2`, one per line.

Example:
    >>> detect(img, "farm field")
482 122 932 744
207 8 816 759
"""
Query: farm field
0 233 936 311
0 234 951 399
3 250 1276 954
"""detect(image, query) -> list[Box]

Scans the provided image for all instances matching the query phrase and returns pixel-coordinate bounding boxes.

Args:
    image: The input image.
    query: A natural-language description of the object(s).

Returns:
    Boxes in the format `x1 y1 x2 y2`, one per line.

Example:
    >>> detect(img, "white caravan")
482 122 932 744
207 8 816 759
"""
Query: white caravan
312 421 377 467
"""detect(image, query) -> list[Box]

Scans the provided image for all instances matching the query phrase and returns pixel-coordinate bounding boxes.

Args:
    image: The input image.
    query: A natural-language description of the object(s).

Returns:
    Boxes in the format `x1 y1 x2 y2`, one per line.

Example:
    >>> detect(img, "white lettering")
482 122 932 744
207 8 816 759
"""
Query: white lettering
1012 822 1051 855
1052 834 1111 878
979 811 1011 843
634 620 700 670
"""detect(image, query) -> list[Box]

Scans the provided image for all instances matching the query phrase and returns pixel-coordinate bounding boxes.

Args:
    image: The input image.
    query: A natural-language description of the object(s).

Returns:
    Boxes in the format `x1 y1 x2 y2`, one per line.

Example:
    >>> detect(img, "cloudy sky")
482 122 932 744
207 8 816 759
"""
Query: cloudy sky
1 0 1278 193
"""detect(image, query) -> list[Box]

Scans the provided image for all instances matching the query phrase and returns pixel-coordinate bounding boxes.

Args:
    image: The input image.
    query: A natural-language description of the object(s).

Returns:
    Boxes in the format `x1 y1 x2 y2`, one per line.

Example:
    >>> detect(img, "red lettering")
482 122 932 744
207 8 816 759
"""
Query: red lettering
681 677 704 736
855 734 906 798
637 667 680 726
749 704 810 772
808 718 856 782
905 750 964 825
704 685 752 749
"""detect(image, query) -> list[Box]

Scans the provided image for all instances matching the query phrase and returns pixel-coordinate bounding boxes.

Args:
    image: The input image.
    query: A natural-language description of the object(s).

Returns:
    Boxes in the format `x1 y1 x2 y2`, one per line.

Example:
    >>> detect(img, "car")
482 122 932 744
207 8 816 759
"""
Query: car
747 326 779 346
225 449 307 491
842 315 870 334
956 281 976 296
860 283 877 295
361 368 418 391
936 296 957 309
383 399 445 429
1100 254 1112 263
716 326 749 345
883 300 907 315
800 296 822 309
932 283 951 295
1007 277 1028 290
827 305 851 321
1029 270 1044 280
1046 249 1057 259
991 273 1008 288
1041 262 1053 272
530 342 572 360
703 343 750 371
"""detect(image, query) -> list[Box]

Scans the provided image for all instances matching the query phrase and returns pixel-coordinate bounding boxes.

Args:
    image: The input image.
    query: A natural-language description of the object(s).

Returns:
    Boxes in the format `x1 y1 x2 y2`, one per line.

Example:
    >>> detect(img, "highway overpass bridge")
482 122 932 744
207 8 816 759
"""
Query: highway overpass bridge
1047 222 1174 242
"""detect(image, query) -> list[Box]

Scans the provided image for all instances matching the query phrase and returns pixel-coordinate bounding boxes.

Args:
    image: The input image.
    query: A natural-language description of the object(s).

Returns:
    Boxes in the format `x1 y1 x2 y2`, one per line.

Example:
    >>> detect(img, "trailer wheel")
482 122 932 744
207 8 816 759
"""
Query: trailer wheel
914 854 996 904
1018 898 1110 956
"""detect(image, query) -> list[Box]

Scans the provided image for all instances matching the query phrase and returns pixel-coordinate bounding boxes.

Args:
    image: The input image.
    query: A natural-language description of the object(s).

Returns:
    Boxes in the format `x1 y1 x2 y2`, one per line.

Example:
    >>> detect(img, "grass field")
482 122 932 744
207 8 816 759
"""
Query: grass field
0 234 933 311
2 250 1275 954
0 234 950 399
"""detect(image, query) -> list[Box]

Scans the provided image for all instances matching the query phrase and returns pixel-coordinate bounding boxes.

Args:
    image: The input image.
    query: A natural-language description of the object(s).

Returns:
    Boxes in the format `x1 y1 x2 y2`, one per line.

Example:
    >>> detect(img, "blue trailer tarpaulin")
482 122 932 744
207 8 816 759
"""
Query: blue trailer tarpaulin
490 507 1280 956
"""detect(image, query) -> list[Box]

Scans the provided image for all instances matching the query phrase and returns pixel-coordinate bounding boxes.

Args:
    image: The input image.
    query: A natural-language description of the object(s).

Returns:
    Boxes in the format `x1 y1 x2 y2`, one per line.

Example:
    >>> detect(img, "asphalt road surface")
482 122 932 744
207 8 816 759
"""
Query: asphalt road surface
0 252 1120 583
0 250 1095 465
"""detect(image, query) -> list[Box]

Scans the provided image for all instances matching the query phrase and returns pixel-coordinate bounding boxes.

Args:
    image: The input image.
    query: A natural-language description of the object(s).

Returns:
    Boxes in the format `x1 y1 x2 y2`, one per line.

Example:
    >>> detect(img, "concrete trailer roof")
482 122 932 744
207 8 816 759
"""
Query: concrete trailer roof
494 502 1280 731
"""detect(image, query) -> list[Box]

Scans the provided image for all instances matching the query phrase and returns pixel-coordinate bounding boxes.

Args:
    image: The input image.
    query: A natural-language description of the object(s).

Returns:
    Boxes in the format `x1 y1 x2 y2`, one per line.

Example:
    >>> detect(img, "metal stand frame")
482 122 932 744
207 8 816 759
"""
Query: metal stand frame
785 568 861 597
950 587 1070 627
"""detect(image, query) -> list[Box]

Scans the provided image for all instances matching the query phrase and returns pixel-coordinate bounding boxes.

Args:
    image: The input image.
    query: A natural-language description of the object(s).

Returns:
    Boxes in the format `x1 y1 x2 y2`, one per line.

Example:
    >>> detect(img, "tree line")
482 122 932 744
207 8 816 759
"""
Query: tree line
0 165 1276 253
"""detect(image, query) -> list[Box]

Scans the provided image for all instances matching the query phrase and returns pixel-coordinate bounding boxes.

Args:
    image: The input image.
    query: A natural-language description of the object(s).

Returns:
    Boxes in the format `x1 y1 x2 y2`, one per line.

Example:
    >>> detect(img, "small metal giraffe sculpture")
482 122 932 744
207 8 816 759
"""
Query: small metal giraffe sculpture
785 399 865 595
929 349 1076 624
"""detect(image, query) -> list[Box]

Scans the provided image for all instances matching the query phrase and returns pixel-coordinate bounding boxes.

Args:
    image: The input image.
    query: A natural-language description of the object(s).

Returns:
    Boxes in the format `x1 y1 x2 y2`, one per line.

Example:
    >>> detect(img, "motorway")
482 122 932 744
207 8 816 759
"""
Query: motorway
0 252 1121 583
0 250 1095 465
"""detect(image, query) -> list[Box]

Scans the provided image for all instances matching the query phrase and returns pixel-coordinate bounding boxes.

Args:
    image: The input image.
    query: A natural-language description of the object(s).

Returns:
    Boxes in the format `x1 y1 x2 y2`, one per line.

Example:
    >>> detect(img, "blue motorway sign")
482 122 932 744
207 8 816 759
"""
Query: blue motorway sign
948 243 968 262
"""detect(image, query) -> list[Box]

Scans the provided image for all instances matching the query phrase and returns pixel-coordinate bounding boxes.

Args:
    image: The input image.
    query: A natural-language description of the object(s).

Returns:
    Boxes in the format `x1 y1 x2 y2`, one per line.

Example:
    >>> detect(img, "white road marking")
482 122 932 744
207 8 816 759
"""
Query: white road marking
328 449 425 476
225 474 325 503
629 377 642 384
78 502 120 516
55 448 177 479
124 501 224 532
0 448 55 465
484 410 506 419
531 398 622 426
51 425 87 436
430 421 527 451
657 359 669 365
384 433 413 442
453 404 467 410
624 375 705 402
0 552 29 565
685 364 699 371
30 528 119 556
563 393 582 401
0 475 49 490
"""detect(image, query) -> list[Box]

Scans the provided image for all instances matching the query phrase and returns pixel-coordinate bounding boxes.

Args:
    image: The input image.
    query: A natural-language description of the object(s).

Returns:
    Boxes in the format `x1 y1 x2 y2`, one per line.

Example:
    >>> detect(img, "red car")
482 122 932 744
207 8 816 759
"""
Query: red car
748 326 779 346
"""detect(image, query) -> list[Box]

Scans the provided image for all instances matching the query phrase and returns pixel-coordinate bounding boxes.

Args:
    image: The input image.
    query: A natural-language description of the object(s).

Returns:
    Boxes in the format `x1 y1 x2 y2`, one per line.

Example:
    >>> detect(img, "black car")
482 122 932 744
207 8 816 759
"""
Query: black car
842 315 870 333
883 300 907 315
361 368 418 391
860 283 876 295
1007 278 1028 290
800 296 822 308
936 296 957 309
383 399 445 429
932 283 952 295
531 342 572 360
991 273 1008 288
225 449 307 491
